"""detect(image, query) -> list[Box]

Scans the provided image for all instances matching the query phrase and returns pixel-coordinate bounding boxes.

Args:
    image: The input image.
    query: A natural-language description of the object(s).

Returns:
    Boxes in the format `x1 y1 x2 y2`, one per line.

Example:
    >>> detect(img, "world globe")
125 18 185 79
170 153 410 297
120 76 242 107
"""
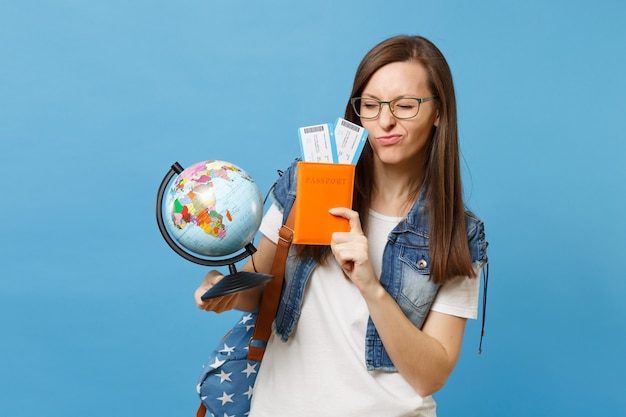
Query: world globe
162 160 263 257
156 160 272 298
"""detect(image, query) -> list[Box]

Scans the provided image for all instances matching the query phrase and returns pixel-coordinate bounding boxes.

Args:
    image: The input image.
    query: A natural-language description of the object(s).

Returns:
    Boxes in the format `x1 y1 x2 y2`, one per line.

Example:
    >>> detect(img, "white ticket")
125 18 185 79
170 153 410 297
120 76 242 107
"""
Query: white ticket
298 123 337 163
334 118 368 164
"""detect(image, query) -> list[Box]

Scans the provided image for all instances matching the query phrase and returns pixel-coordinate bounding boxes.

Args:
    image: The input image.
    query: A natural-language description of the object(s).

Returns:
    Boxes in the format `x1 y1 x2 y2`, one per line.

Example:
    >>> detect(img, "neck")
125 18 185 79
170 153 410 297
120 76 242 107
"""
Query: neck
370 160 425 217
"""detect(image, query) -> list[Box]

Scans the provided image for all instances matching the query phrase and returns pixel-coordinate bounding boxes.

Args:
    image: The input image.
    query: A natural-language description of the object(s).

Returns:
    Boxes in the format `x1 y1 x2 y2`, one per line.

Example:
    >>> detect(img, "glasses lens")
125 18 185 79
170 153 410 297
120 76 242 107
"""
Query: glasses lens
354 98 380 119
391 98 420 119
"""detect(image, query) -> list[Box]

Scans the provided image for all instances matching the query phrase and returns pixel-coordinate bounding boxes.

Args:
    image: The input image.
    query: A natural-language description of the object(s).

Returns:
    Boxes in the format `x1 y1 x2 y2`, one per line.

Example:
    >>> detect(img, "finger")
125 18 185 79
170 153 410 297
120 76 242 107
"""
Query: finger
198 293 237 313
330 231 352 245
204 270 225 285
211 294 239 313
328 207 364 234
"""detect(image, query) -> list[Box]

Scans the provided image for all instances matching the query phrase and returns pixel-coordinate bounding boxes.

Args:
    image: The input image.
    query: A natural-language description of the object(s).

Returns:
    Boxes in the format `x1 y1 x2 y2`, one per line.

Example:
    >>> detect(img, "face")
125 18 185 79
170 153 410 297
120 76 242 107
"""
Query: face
359 61 439 170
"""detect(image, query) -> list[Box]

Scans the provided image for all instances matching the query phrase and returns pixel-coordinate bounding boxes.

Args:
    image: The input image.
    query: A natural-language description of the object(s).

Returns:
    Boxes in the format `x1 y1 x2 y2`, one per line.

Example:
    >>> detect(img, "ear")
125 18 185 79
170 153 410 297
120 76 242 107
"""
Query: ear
433 110 440 127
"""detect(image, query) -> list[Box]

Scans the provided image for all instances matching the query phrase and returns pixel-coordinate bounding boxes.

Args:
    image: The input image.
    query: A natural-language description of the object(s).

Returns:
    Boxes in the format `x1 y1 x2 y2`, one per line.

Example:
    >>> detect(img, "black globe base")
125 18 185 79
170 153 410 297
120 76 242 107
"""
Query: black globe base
201 271 274 300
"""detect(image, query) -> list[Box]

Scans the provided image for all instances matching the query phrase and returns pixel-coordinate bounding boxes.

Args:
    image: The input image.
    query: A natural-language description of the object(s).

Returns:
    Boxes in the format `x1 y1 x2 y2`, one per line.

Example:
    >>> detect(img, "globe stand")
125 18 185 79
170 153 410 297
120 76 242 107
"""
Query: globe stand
156 162 273 300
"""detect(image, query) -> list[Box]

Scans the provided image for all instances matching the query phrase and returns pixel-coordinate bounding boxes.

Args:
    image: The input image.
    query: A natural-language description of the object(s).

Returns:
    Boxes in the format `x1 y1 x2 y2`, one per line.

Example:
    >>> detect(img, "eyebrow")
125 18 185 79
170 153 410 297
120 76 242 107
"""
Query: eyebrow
360 94 419 100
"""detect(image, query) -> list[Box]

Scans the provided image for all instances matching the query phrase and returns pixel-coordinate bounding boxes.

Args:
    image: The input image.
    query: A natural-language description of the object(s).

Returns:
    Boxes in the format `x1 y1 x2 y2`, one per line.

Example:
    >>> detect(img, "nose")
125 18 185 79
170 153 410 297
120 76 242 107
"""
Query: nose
378 102 396 128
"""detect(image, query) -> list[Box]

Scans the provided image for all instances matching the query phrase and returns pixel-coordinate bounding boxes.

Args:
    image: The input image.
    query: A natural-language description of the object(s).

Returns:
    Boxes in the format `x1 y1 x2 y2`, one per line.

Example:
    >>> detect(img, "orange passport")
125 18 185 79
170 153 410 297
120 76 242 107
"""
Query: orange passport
293 162 355 245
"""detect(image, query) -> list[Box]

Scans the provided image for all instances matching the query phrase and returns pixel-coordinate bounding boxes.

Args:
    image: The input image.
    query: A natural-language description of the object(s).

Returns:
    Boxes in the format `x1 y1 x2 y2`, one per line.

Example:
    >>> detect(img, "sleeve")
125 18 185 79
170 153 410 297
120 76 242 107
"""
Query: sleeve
258 203 283 245
429 266 481 319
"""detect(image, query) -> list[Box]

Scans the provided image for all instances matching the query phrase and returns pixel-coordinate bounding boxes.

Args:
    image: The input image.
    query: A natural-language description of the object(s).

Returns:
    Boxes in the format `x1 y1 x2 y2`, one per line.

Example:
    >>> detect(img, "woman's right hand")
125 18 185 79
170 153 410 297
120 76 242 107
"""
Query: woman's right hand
193 235 278 313
194 270 240 313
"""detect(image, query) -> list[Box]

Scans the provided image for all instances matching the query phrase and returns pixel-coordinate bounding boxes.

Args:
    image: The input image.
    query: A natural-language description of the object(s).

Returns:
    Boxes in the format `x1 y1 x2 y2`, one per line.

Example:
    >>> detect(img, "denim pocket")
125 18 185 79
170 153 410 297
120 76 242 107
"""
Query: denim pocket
397 246 440 329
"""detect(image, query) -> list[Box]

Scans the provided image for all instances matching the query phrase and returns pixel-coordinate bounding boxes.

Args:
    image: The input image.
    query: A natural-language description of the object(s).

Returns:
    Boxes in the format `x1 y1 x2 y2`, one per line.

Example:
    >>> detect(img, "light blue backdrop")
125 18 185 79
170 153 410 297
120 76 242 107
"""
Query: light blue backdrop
1 1 624 415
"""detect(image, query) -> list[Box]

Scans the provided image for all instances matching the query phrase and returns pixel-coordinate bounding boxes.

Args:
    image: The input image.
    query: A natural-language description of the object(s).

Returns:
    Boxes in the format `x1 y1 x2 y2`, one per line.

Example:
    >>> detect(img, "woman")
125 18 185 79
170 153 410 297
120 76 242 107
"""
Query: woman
195 35 488 416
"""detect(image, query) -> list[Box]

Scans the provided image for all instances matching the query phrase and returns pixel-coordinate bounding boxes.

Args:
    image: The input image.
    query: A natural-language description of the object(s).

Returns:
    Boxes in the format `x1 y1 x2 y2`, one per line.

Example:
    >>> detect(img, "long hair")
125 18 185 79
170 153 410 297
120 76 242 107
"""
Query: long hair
297 35 475 284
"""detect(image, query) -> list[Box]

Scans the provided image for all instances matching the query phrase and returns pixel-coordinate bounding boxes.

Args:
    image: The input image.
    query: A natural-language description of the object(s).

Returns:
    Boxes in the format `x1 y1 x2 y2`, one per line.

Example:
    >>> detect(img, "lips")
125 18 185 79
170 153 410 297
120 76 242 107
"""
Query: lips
375 134 402 145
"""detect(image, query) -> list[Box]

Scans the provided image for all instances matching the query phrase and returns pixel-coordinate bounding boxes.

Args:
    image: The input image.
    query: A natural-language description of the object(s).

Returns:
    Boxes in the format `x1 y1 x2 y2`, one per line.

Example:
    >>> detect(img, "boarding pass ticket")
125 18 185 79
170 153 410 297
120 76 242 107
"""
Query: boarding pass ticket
298 118 368 164
334 118 367 164
298 124 337 163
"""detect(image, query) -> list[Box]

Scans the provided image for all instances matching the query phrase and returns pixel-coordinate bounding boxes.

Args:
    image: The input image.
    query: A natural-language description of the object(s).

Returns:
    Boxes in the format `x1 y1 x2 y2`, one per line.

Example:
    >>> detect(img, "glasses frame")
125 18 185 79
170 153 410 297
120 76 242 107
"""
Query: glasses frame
350 96 438 120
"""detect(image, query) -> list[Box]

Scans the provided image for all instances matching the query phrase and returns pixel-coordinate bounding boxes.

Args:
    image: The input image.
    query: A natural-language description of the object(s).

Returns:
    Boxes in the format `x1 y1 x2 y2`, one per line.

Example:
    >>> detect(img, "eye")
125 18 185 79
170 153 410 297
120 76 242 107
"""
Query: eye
394 99 417 110
362 100 379 109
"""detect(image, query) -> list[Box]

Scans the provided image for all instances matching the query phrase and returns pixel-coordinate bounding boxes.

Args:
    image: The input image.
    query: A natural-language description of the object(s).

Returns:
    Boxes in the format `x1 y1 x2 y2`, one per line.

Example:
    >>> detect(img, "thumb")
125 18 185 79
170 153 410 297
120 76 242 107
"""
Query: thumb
329 207 363 234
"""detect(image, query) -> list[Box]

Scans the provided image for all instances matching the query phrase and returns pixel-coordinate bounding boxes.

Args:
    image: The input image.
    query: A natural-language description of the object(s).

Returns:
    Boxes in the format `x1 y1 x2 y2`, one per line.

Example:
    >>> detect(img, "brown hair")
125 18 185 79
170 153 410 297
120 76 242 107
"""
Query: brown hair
297 35 475 284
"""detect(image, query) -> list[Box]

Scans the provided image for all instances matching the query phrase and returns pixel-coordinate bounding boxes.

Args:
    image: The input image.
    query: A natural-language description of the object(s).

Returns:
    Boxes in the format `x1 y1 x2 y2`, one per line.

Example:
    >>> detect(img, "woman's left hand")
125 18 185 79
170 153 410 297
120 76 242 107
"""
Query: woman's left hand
330 208 464 396
329 207 381 296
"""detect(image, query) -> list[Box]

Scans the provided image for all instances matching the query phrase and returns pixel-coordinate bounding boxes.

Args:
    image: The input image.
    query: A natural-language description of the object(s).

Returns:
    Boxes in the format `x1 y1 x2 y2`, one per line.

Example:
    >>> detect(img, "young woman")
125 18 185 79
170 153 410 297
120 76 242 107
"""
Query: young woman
195 35 488 416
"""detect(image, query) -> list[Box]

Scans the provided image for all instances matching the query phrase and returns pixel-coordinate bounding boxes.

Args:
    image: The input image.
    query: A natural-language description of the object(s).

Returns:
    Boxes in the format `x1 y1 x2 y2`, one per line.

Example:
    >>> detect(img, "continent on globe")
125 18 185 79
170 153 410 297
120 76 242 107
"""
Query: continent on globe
163 160 263 258
171 184 227 239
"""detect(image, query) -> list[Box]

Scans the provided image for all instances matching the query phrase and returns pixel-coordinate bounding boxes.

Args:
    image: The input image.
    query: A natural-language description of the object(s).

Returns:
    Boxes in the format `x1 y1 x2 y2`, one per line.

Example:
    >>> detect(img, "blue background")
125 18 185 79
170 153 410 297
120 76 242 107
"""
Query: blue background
1 1 625 415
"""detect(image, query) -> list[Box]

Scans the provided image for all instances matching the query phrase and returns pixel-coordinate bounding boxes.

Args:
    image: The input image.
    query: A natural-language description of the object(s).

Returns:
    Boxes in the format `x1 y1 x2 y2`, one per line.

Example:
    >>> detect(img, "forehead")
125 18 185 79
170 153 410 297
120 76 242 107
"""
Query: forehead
362 61 430 98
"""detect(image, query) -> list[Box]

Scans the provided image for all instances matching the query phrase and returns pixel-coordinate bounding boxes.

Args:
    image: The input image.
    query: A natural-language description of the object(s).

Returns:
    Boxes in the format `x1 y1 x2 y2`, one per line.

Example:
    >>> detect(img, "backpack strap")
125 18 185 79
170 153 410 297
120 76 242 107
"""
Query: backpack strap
247 207 295 361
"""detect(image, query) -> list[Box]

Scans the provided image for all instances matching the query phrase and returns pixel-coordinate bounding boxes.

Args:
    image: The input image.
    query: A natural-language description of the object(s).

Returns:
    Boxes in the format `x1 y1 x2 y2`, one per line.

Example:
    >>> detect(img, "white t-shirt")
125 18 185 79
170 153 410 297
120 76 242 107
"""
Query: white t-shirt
249 205 479 417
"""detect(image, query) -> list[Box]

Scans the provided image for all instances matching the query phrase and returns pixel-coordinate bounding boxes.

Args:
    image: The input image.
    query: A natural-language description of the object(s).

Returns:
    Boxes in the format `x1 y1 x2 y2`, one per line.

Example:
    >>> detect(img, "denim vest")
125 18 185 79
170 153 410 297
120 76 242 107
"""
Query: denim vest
268 160 488 371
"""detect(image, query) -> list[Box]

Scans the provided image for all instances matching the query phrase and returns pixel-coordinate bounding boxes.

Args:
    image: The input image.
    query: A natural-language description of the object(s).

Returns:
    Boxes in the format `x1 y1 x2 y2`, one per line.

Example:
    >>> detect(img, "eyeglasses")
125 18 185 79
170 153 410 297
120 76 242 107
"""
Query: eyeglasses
350 96 438 119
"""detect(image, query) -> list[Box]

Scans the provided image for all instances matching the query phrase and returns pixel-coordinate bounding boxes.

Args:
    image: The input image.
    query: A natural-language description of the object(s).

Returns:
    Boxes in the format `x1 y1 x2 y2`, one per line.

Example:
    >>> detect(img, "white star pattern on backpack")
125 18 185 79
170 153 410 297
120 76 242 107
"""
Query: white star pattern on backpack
197 313 262 416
